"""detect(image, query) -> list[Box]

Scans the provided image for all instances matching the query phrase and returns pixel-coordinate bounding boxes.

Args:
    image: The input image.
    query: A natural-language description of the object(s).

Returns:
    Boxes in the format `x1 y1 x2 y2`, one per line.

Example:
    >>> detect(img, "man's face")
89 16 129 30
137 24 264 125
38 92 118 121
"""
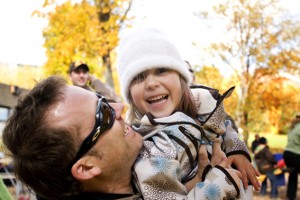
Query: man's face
45 86 143 172
69 68 89 87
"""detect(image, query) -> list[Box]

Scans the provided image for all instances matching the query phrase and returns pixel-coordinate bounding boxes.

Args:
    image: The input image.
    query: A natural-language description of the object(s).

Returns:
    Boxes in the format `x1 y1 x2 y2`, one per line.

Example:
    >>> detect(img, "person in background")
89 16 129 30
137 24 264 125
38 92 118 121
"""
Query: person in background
283 114 300 200
254 137 278 199
251 134 260 153
185 60 196 84
2 76 243 200
69 60 122 102
0 177 13 200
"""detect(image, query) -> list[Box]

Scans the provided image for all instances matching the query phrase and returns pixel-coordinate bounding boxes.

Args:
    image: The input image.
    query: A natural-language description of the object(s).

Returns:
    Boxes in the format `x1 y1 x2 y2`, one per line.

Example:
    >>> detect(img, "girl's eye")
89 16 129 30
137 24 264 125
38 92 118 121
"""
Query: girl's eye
156 68 168 74
132 73 146 84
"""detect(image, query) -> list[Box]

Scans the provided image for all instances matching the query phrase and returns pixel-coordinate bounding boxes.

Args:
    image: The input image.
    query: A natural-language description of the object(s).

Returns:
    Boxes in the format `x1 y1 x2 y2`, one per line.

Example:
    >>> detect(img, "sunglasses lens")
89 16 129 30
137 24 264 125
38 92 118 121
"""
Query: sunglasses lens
100 101 115 128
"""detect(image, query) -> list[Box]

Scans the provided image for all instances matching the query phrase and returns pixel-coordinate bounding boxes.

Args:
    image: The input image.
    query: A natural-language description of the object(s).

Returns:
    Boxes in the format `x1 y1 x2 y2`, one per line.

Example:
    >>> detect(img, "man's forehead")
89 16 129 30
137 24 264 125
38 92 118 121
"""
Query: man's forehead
60 86 95 108
45 86 96 131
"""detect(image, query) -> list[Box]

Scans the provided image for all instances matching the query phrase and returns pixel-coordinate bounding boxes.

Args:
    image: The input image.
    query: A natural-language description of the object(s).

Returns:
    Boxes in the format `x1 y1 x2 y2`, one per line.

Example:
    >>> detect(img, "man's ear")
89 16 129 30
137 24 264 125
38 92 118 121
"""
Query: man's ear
71 157 102 181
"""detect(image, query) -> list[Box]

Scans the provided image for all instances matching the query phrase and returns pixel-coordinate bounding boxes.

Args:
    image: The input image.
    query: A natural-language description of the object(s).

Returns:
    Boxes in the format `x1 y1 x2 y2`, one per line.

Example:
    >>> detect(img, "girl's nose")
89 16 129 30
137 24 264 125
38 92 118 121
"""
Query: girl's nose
145 74 159 89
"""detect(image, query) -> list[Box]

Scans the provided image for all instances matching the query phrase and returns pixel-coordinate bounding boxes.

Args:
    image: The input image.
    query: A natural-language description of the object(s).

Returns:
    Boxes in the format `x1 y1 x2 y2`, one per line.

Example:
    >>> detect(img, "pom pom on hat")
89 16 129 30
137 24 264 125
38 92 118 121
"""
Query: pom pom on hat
117 27 191 103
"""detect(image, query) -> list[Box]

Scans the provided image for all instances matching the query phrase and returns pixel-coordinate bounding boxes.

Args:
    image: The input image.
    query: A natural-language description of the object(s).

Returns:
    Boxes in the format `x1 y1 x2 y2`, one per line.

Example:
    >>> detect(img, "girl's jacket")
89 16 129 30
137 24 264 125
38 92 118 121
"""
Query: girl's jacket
132 112 250 199
131 85 252 199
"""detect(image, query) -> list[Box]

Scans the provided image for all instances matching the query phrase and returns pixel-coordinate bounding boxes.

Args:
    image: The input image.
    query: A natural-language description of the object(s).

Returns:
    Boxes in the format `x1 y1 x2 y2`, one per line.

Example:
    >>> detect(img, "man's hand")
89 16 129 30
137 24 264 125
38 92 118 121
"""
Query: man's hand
210 142 227 166
184 144 208 192
185 143 244 192
88 75 96 83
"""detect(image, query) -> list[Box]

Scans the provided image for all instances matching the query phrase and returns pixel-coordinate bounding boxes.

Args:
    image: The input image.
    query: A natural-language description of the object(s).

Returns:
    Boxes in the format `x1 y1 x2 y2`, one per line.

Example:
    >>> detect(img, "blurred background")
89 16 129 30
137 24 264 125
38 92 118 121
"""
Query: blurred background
0 1 300 199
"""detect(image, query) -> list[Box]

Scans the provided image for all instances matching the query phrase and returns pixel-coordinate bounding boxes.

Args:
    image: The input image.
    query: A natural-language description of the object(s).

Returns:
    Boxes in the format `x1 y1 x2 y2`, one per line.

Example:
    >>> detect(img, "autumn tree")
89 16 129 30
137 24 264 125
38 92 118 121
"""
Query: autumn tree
195 66 224 89
37 0 132 89
198 0 300 143
248 69 300 134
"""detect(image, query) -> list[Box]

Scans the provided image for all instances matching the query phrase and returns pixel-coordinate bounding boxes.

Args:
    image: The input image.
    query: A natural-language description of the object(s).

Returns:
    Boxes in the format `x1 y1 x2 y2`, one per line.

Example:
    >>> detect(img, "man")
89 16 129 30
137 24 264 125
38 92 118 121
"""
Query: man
2 76 243 199
69 60 122 102
3 76 142 199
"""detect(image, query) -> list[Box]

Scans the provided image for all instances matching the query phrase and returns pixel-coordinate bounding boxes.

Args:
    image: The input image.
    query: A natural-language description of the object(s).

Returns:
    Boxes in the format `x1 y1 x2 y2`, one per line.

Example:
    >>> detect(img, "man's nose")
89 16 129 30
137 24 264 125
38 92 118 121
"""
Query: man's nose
78 71 86 76
110 103 125 118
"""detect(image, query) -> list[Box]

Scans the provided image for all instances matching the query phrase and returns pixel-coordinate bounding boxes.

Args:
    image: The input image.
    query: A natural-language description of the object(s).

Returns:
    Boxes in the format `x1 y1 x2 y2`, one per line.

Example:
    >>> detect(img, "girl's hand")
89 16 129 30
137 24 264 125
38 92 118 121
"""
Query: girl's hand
228 154 261 191
216 157 243 190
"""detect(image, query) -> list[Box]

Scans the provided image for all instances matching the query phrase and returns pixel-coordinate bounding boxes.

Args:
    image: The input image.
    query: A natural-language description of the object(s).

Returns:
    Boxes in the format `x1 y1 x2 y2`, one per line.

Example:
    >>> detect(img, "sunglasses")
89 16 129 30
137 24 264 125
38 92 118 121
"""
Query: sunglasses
71 94 116 165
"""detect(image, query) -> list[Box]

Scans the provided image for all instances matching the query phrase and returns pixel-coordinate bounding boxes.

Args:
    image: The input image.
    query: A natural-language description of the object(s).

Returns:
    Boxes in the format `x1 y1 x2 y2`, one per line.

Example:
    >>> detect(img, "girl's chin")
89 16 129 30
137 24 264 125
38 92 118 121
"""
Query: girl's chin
150 111 173 118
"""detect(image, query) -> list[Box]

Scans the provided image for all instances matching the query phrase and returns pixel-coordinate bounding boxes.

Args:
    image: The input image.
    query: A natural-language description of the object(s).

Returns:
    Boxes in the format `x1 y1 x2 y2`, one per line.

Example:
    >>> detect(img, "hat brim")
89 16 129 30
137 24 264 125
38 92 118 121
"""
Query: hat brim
72 64 89 72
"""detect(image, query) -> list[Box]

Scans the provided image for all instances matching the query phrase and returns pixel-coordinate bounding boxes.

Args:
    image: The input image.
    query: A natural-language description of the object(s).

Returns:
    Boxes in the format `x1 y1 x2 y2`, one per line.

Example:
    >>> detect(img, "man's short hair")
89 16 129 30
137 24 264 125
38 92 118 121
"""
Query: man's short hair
258 137 267 144
2 76 82 199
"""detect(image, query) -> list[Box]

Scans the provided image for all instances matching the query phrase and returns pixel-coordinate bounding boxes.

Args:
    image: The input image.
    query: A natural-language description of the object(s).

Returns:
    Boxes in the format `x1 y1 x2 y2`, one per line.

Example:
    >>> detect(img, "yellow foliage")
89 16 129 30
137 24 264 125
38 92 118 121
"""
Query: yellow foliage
40 0 132 90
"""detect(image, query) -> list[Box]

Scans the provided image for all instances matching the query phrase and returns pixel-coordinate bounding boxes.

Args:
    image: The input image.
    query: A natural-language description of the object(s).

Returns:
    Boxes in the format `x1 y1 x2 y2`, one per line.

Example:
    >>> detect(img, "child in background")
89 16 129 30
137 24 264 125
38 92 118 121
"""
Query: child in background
117 27 258 199
254 137 278 198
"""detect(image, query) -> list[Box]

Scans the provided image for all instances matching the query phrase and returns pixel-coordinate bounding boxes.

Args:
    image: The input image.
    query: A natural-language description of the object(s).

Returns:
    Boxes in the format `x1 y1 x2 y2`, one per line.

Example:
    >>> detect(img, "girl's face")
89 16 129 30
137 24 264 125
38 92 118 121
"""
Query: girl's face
129 68 183 118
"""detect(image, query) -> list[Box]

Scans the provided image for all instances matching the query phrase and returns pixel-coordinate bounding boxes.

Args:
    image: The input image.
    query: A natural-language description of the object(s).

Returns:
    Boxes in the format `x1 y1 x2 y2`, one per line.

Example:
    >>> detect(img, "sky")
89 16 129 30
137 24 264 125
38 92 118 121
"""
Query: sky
0 0 46 66
0 0 298 71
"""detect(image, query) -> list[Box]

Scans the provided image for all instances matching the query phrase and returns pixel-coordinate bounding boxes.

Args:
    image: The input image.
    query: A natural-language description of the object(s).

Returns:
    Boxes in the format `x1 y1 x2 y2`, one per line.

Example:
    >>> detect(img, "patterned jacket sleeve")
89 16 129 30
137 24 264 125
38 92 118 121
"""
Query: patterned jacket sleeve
187 166 251 200
222 120 251 161
191 86 251 161
134 157 249 200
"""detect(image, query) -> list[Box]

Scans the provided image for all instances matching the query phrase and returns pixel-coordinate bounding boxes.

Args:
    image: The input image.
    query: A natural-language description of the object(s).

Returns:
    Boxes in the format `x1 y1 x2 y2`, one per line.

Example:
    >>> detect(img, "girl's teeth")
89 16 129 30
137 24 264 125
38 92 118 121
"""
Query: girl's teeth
148 95 167 104
148 95 165 101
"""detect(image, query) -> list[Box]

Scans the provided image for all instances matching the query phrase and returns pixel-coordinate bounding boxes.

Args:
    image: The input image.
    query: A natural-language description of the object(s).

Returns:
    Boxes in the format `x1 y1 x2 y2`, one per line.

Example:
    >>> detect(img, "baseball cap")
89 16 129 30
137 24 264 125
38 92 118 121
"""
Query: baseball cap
69 61 89 73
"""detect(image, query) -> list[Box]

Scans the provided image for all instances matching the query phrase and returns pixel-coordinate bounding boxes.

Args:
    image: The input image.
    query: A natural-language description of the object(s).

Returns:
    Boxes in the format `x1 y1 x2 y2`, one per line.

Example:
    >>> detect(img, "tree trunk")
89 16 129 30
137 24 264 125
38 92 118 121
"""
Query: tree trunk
102 52 114 88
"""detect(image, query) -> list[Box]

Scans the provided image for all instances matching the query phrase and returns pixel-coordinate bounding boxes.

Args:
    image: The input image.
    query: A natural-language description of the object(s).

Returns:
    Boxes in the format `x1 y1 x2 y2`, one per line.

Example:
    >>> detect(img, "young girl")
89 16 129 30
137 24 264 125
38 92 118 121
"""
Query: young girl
117 27 257 199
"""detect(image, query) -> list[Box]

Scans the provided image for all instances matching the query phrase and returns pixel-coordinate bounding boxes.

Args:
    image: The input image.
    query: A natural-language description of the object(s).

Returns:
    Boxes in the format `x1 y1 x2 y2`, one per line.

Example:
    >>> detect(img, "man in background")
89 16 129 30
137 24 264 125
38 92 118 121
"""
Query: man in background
251 134 260 153
69 60 122 102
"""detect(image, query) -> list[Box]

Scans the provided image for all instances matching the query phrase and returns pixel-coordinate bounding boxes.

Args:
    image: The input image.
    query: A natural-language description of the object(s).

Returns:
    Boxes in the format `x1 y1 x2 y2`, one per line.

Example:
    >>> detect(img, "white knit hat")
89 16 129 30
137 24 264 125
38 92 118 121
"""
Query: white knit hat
117 27 192 103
